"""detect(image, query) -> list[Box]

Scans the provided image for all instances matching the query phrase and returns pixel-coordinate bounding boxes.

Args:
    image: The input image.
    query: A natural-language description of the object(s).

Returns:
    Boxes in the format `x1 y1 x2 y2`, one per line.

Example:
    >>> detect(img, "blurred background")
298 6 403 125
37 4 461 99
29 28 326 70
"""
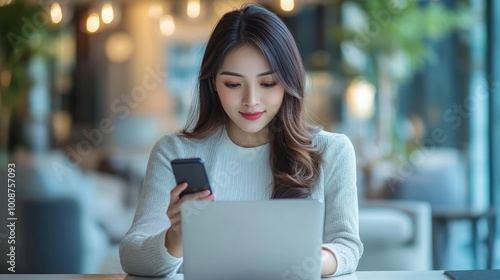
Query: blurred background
0 0 499 274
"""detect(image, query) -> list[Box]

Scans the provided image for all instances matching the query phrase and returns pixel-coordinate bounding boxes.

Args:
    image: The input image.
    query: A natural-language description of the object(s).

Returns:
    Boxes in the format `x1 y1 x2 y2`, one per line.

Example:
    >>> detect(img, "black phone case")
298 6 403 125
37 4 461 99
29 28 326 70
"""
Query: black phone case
171 158 212 198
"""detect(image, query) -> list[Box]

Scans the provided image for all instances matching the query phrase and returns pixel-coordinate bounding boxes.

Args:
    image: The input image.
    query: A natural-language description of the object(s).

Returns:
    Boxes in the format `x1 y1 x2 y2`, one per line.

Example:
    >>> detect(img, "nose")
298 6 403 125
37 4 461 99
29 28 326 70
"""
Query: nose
242 85 259 107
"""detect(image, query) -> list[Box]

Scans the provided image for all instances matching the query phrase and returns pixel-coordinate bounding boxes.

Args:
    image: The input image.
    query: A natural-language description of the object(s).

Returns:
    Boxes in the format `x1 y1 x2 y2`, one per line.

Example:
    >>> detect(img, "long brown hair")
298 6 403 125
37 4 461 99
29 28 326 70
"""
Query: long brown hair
181 4 322 198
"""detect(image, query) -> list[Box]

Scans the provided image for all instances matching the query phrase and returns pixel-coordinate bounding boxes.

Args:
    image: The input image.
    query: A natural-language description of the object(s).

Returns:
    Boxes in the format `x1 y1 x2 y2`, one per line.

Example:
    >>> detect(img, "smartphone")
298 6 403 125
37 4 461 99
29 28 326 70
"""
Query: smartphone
171 158 212 198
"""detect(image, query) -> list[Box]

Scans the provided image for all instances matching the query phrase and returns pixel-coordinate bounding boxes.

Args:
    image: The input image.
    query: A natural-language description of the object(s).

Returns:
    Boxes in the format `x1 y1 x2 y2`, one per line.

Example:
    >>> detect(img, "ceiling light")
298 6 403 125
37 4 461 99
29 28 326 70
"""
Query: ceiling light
86 12 100 33
187 0 200 18
102 2 114 24
50 2 63 24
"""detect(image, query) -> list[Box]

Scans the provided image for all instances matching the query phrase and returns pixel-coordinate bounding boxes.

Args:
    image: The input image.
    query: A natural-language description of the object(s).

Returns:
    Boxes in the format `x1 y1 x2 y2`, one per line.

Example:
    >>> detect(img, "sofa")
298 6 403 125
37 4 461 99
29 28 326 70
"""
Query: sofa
1 150 127 274
358 199 433 271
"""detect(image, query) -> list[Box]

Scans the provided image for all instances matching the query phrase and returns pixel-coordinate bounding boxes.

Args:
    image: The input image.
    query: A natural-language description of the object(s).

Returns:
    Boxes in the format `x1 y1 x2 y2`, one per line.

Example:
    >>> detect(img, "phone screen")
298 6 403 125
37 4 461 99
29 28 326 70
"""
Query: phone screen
171 158 212 198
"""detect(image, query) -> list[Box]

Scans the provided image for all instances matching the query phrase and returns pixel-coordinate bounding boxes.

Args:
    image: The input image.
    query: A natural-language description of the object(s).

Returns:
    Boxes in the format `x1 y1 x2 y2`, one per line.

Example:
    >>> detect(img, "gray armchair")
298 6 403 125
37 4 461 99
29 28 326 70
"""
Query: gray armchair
358 200 432 271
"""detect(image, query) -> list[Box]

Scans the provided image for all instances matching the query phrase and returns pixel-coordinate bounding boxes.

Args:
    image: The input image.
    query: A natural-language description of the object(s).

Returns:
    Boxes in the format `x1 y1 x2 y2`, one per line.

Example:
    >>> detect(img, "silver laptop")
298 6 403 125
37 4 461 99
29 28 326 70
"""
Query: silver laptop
181 199 324 280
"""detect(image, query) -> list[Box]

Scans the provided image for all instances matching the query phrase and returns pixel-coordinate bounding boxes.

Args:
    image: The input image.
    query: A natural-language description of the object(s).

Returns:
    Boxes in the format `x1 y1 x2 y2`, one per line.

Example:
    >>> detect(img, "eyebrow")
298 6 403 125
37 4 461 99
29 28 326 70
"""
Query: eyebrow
219 70 274 78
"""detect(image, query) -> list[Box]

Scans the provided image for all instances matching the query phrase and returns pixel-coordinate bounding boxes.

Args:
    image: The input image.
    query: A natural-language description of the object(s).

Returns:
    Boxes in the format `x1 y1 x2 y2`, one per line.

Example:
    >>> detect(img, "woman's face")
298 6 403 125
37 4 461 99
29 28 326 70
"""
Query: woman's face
215 45 285 146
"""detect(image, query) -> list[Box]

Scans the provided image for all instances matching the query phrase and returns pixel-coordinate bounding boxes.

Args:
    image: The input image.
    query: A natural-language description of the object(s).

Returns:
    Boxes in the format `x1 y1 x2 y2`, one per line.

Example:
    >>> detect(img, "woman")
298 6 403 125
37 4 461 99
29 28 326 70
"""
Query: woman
120 4 363 278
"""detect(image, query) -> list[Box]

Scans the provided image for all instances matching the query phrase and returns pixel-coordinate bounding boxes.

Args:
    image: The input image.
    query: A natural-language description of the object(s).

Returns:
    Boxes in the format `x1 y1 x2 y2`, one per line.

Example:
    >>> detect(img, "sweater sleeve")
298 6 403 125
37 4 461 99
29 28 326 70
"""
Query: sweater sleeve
119 136 183 277
321 134 364 276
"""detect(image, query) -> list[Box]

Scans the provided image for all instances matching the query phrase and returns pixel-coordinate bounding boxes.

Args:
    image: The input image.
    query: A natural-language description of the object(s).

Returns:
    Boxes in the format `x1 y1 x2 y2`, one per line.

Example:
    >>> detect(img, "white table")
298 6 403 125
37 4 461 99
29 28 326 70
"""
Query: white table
0 271 449 280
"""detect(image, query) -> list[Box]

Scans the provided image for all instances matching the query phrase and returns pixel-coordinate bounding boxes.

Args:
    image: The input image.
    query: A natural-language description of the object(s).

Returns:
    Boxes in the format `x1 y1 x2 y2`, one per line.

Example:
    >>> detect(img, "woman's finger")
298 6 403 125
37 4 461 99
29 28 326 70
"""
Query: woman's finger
180 189 212 202
170 182 188 204
166 206 181 218
170 215 181 226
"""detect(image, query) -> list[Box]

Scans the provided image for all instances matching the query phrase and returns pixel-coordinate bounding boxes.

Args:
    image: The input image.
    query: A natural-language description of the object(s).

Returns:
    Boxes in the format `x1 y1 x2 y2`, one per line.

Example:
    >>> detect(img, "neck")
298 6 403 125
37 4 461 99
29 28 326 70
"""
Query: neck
226 124 269 147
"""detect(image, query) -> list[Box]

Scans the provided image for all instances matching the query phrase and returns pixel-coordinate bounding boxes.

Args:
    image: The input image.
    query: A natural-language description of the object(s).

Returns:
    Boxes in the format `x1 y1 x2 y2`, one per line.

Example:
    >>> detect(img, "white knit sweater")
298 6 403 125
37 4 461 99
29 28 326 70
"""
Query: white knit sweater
119 127 363 277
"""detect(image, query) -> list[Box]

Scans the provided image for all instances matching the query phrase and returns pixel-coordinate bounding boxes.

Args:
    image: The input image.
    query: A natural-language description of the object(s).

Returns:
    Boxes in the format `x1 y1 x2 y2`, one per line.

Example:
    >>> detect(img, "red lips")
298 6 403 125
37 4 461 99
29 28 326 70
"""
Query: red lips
240 111 264 121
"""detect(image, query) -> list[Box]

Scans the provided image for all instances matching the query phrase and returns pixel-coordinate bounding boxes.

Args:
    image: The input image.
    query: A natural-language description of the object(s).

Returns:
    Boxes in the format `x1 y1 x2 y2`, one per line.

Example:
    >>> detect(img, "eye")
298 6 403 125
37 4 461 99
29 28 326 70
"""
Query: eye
261 82 277 88
224 83 240 89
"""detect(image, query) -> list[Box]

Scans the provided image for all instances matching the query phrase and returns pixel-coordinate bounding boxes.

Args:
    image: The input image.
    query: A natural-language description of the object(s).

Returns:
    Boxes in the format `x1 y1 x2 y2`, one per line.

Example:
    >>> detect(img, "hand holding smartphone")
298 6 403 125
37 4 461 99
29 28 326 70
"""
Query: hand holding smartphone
171 158 212 198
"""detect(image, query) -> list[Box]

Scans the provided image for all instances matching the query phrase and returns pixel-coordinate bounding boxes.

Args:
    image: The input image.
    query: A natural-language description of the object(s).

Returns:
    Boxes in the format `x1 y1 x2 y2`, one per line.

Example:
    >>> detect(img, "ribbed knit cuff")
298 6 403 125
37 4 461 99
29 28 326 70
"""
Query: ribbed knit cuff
321 244 343 277
143 229 183 277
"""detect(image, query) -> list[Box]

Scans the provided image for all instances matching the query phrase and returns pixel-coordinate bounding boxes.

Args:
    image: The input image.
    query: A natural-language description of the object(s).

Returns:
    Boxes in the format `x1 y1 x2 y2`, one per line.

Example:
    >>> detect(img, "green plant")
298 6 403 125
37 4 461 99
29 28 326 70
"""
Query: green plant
0 0 53 111
1 0 56 151
332 0 473 161
334 0 472 81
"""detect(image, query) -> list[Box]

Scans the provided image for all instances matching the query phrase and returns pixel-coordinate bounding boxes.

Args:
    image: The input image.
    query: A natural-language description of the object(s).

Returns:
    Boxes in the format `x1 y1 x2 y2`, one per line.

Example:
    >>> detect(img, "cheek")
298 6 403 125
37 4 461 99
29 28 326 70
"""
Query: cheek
268 90 285 108
217 90 237 107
